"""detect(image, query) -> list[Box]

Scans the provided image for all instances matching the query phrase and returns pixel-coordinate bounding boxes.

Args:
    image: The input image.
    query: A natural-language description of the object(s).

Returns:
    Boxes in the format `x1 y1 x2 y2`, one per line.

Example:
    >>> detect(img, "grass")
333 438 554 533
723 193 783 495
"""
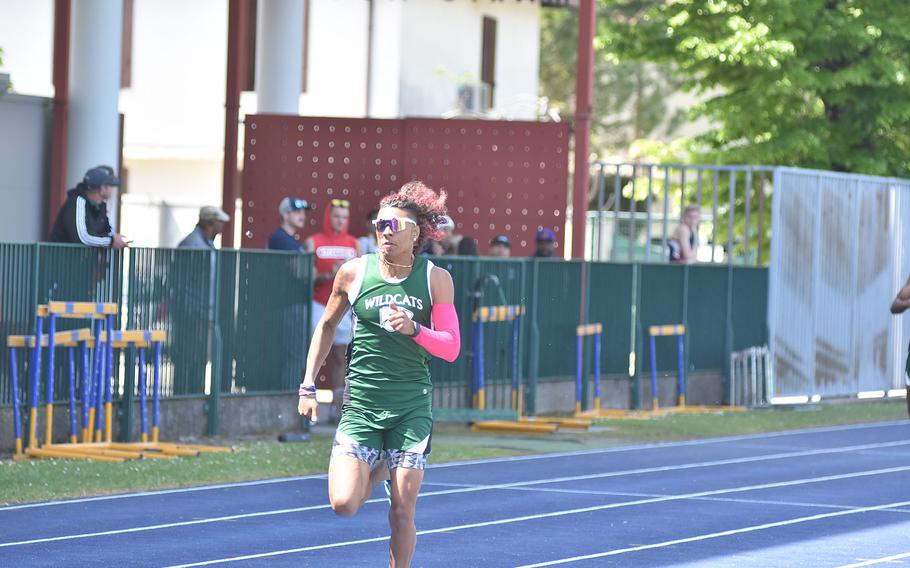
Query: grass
1 400 905 506
593 400 909 442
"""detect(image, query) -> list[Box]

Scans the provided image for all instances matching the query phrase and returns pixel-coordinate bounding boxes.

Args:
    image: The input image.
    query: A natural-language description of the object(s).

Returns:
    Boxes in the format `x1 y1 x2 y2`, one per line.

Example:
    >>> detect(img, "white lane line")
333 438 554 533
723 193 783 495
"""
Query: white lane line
424 482 909 514
0 474 328 512
163 467 910 567
516 498 910 568
4 440 909 548
839 551 910 567
3 419 906 512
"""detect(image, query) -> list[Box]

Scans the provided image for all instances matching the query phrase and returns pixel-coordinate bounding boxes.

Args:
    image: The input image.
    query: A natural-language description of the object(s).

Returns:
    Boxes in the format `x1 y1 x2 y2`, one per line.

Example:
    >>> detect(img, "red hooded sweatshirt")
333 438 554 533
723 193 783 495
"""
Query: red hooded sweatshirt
311 205 359 305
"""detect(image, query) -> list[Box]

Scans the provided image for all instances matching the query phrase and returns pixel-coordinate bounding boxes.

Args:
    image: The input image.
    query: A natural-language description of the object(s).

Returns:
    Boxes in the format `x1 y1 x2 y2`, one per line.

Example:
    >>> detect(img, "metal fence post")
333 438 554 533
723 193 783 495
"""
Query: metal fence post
526 259 540 416
207 250 221 437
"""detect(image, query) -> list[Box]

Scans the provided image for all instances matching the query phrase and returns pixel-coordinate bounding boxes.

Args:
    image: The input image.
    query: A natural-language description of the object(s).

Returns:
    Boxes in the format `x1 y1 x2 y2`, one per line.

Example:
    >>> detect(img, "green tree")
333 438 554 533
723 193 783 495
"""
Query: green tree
601 0 910 177
539 6 684 154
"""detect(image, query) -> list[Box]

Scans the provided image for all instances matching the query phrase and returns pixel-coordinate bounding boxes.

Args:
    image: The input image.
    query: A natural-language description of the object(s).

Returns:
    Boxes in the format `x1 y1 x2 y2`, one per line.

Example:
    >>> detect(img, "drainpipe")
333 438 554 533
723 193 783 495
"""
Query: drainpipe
571 0 595 259
48 0 71 235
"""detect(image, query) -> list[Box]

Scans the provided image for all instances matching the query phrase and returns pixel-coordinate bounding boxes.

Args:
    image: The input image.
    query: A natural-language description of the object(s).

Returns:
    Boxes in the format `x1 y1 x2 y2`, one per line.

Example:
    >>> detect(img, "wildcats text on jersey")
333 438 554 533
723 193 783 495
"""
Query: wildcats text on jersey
363 293 425 311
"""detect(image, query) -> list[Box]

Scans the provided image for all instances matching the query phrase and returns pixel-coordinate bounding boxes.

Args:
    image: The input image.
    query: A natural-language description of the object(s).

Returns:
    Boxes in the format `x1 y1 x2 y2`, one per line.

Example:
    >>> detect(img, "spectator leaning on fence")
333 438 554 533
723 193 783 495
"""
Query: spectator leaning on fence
267 197 311 252
178 206 230 249
669 204 701 264
49 166 129 248
890 274 910 417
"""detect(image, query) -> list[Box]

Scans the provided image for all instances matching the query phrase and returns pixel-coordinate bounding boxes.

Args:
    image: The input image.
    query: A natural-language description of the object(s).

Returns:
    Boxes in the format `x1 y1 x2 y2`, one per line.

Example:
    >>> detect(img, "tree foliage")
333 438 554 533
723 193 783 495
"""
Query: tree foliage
539 6 684 154
600 0 910 176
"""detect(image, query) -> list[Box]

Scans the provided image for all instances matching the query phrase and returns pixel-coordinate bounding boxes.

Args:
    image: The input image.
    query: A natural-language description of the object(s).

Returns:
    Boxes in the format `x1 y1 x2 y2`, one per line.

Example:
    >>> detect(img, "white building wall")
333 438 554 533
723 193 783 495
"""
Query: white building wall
299 0 369 117
0 95 49 242
0 0 543 246
398 0 539 119
122 0 227 162
368 0 403 119
0 0 54 98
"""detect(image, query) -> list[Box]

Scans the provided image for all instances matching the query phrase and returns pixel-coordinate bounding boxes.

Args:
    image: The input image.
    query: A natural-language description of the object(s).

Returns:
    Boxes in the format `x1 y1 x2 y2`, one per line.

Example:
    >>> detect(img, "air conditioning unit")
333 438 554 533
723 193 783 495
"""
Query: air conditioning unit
456 83 492 114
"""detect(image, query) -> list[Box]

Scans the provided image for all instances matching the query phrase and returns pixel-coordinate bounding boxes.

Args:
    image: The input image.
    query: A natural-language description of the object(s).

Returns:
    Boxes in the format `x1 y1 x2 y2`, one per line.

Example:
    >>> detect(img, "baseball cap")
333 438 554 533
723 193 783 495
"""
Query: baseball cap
490 235 511 247
438 215 455 231
278 197 311 214
199 205 230 222
536 228 556 242
83 166 120 188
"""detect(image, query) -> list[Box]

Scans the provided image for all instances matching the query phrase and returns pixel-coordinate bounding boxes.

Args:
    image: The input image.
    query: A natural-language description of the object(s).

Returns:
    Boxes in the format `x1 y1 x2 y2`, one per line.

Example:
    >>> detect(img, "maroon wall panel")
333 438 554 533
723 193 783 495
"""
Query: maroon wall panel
403 118 568 256
242 115 568 256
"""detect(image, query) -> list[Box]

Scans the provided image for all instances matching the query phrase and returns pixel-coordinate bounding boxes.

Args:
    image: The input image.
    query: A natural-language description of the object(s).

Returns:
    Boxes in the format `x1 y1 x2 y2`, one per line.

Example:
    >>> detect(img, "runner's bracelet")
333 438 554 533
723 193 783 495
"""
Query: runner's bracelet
298 384 316 398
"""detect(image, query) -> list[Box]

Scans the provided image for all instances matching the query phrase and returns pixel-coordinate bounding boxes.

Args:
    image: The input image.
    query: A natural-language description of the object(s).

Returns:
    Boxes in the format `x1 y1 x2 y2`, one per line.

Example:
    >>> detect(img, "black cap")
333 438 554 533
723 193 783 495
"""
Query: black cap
490 235 511 247
83 166 120 188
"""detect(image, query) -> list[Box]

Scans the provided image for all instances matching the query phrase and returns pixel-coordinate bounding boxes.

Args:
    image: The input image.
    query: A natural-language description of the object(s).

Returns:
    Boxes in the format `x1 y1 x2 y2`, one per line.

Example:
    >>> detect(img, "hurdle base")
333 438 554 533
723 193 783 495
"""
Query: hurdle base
24 446 125 463
576 408 675 420
518 416 592 430
471 421 558 435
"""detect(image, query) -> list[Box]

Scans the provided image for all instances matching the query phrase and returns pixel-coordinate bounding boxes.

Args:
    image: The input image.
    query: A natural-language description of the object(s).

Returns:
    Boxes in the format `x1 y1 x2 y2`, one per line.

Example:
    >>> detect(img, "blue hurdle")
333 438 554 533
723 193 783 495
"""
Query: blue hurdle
648 324 686 410
471 305 523 412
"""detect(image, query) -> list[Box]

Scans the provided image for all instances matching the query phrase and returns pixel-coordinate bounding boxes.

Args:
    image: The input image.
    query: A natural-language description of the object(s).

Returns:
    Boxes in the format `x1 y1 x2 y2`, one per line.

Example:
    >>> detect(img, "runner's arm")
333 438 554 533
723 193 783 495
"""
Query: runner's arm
301 258 358 385
411 267 460 362
892 274 910 314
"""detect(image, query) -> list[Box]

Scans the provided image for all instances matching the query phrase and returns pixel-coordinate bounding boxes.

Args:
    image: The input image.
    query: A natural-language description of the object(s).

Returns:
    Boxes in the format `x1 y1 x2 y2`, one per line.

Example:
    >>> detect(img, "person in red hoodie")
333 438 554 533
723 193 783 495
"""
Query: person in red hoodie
305 199 361 421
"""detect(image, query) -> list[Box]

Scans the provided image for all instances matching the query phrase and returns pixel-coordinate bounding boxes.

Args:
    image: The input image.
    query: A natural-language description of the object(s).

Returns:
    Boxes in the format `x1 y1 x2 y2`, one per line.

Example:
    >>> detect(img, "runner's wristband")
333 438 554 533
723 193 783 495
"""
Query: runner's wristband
411 322 421 337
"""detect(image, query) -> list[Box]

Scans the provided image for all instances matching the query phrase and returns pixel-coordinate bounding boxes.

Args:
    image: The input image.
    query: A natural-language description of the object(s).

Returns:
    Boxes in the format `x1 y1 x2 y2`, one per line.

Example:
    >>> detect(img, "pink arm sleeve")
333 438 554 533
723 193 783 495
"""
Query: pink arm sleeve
412 303 461 362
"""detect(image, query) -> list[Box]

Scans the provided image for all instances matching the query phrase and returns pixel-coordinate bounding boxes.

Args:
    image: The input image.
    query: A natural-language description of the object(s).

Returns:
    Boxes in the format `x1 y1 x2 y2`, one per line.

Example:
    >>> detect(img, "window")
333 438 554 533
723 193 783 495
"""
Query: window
481 16 497 107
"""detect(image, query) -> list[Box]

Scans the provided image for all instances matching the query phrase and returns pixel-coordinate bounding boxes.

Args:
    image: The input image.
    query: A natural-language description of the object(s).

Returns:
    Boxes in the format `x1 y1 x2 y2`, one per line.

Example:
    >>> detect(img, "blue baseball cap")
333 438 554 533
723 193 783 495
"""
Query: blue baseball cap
83 166 120 188
536 228 556 242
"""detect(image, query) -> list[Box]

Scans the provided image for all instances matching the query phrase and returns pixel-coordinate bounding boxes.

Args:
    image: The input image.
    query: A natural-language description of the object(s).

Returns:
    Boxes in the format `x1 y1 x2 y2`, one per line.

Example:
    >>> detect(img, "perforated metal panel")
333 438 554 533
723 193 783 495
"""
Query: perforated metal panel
768 168 910 398
242 116 569 256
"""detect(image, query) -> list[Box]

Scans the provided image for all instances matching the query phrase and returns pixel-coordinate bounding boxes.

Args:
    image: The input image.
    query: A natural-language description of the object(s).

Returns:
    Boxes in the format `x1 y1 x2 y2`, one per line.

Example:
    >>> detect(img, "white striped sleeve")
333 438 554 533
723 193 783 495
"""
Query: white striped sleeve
75 196 113 247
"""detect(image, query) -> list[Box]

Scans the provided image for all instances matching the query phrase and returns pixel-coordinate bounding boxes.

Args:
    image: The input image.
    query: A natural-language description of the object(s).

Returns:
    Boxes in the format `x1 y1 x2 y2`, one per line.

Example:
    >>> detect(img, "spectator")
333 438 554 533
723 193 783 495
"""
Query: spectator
890 274 910 417
48 165 128 248
357 206 380 255
267 197 311 251
669 205 701 264
421 214 458 256
304 198 360 422
456 236 478 256
488 235 511 257
268 198 312 392
439 215 460 254
533 228 557 258
178 206 230 249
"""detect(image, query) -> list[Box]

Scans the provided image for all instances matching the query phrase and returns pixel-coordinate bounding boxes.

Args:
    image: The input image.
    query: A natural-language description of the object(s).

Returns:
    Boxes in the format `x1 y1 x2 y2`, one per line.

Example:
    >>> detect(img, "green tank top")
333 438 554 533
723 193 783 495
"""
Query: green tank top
347 254 434 411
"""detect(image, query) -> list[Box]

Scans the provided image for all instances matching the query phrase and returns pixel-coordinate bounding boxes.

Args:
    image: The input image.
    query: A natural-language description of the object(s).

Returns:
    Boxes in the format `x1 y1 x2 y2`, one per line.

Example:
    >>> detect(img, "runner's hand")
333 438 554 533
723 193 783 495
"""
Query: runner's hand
298 396 318 423
388 302 416 336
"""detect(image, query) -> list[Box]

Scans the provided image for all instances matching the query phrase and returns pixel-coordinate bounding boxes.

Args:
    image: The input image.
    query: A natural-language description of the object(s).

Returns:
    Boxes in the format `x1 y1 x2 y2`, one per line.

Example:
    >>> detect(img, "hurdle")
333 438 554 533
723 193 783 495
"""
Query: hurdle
8 300 229 461
646 324 743 415
47 329 229 459
471 305 591 434
470 305 523 411
648 324 686 411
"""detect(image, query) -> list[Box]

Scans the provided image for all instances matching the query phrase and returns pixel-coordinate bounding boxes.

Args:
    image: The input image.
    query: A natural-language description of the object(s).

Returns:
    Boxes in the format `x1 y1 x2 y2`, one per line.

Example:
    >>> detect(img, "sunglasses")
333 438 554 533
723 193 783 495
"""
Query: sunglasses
372 217 417 233
289 198 309 211
331 199 350 208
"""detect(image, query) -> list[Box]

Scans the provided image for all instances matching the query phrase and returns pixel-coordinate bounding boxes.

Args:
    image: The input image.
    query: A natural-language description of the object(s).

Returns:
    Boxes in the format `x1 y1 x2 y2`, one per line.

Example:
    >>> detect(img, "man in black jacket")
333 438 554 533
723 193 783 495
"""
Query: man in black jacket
49 166 128 248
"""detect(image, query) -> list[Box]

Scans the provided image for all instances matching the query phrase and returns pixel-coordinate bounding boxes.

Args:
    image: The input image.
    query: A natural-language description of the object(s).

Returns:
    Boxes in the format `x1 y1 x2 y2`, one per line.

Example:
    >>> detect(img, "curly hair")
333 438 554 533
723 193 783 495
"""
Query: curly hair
380 181 448 254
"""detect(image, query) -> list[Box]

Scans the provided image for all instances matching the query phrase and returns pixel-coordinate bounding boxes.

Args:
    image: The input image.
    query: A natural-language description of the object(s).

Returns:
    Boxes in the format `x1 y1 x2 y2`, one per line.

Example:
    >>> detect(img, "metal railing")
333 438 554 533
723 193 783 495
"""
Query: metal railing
730 346 773 407
587 163 776 266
